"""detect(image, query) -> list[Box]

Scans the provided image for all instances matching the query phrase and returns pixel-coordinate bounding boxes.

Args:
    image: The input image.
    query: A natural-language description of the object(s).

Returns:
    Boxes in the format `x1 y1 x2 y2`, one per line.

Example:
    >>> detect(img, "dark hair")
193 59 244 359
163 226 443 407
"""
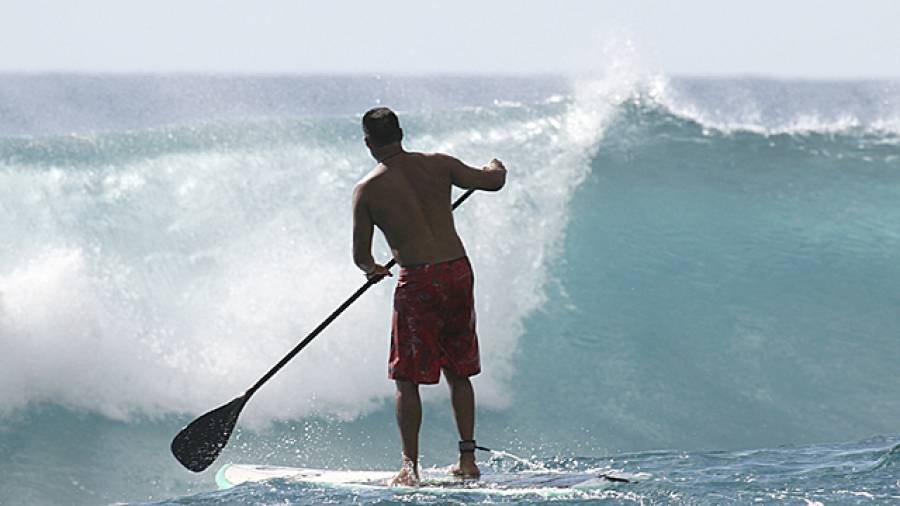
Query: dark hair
362 107 403 147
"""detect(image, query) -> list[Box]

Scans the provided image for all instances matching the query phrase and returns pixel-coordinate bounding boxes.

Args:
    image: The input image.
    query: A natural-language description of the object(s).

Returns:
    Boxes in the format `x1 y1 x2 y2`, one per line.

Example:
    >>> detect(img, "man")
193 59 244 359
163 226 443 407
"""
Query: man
352 107 507 486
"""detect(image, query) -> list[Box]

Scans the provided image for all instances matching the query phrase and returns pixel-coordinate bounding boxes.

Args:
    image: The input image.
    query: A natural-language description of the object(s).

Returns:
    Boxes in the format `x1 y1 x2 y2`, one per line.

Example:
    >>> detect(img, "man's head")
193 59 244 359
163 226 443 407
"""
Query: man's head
362 107 403 149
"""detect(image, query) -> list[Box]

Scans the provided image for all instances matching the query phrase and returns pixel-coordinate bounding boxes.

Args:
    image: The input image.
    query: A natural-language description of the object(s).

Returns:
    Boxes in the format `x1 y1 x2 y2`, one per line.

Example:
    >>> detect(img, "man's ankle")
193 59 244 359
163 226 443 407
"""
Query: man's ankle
458 452 476 464
402 455 418 471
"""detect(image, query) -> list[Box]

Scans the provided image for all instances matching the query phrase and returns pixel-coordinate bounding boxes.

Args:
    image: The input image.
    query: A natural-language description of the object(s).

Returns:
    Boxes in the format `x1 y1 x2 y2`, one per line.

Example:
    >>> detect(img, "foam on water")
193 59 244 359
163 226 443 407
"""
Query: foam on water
0 68 640 425
147 437 900 505
654 77 900 136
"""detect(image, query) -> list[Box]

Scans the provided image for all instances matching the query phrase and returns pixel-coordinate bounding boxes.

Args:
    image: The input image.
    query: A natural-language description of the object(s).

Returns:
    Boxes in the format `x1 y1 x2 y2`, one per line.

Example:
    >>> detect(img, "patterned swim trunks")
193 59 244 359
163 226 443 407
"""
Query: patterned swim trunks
389 256 480 384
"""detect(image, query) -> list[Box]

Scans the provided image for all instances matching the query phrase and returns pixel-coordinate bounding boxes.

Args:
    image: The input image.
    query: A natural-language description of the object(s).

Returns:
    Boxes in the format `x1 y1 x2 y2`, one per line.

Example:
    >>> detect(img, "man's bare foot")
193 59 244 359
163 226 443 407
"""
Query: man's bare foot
449 454 480 478
390 458 419 487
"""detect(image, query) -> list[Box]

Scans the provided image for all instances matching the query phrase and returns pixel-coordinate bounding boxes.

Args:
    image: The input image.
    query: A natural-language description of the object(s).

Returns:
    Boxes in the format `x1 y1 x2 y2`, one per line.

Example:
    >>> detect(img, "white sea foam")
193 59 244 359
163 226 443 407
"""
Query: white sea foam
0 64 639 425
651 77 900 136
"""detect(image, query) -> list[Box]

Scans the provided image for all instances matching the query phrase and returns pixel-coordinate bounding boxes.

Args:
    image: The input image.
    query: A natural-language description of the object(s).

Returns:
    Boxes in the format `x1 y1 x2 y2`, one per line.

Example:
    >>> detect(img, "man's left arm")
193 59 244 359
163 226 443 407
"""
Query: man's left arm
352 184 391 281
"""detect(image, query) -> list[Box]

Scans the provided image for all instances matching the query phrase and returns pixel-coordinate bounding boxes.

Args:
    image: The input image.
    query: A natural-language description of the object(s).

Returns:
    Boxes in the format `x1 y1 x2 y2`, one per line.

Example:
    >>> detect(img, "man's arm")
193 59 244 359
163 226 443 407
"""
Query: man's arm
441 155 507 191
352 183 391 280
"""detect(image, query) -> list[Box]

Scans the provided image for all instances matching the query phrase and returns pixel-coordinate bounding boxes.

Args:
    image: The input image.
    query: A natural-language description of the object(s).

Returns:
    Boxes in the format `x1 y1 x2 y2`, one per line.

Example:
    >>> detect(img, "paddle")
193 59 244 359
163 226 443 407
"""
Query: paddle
171 188 477 472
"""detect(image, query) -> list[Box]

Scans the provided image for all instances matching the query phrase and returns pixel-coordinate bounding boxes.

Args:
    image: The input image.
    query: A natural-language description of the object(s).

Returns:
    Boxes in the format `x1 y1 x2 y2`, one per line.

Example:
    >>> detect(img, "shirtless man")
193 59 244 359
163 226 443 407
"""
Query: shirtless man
352 107 507 486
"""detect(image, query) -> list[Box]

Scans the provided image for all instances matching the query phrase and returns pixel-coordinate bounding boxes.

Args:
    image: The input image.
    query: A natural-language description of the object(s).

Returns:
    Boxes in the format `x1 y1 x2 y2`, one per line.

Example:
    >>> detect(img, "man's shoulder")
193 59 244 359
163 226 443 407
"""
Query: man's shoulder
356 165 385 186
353 166 389 200
353 173 374 200
412 152 461 174
416 151 454 163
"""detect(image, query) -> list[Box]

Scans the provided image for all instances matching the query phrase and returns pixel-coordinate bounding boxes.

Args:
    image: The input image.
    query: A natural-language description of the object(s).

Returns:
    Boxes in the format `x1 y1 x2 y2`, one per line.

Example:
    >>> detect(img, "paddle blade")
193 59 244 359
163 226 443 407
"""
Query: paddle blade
171 395 246 472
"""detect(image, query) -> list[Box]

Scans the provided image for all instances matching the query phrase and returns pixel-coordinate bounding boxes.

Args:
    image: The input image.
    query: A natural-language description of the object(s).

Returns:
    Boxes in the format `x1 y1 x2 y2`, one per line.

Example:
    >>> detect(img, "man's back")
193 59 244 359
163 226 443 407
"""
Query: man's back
354 152 505 267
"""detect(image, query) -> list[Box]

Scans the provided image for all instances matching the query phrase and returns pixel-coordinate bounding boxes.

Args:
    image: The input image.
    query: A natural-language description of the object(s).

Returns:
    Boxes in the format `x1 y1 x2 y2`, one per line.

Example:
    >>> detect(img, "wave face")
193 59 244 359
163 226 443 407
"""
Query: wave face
515 95 900 452
1 74 899 505
0 75 594 425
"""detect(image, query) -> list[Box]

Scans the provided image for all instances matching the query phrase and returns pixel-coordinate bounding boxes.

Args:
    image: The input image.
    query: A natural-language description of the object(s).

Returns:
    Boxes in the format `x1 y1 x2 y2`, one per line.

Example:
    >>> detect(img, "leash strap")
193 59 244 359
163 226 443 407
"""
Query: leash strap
459 440 492 453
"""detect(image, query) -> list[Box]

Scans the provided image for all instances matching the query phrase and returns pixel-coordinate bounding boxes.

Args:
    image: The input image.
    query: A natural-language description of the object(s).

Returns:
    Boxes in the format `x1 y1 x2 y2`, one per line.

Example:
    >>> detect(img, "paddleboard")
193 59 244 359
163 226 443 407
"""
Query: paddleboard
216 463 637 496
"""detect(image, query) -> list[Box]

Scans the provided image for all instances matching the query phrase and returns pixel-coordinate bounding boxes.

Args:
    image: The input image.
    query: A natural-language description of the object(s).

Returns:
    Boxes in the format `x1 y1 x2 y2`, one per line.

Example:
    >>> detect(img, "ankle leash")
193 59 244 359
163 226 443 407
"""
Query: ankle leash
458 440 491 453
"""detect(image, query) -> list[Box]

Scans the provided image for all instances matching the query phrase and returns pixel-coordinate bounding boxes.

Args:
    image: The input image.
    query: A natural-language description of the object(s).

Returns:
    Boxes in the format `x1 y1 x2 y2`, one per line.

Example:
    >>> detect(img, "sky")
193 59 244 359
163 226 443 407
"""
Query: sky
1 0 898 78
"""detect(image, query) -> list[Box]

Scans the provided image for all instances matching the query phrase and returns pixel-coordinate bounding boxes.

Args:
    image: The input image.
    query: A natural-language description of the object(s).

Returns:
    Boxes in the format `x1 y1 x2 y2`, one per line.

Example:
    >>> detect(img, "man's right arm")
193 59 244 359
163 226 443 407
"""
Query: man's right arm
440 154 507 191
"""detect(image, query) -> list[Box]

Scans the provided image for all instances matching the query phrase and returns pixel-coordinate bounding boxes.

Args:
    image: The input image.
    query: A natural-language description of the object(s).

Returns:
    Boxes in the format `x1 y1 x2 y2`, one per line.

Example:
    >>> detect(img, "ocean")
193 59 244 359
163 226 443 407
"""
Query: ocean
0 72 898 505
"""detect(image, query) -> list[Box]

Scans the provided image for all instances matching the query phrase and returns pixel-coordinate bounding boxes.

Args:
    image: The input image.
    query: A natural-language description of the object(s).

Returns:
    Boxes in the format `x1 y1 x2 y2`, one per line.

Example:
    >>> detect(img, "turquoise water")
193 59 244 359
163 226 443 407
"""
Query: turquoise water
1 74 899 505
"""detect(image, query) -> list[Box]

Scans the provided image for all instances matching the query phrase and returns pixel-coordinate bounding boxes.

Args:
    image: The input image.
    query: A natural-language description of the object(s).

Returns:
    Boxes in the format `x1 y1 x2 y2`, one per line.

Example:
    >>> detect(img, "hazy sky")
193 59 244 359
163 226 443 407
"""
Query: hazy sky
2 0 898 78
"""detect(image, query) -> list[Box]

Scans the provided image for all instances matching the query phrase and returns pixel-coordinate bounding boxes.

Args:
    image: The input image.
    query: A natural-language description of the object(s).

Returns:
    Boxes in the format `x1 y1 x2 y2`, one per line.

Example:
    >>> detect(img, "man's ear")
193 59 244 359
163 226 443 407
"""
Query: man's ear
365 137 372 149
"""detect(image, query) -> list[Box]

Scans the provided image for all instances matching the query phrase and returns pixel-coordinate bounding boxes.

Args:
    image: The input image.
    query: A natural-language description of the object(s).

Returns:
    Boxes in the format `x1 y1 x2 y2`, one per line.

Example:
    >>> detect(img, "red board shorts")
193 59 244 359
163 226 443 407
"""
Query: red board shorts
389 256 481 384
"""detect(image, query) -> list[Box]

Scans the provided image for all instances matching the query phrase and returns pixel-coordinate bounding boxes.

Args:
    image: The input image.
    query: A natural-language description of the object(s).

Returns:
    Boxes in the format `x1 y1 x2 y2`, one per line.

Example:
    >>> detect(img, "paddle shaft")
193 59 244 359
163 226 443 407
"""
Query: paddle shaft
244 188 476 399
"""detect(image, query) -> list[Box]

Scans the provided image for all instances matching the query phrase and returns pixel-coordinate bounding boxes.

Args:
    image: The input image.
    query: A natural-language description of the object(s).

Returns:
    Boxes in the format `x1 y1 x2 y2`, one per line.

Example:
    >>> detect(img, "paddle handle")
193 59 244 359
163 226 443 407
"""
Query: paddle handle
245 188 476 398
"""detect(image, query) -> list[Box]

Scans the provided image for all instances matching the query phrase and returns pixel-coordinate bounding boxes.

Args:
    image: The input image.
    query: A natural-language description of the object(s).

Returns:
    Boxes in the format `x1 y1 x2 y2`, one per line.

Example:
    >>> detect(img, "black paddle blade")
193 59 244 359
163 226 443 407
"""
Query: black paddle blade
171 395 246 472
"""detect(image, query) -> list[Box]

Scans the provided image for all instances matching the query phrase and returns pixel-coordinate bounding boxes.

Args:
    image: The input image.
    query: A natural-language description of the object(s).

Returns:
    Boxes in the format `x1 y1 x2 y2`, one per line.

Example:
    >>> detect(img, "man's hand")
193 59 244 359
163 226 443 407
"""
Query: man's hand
365 263 393 282
486 158 506 171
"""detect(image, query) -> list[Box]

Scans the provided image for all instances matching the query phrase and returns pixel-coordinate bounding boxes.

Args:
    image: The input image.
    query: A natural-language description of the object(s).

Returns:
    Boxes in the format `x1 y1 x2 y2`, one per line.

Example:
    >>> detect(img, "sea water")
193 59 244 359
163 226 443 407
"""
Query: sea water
0 71 898 505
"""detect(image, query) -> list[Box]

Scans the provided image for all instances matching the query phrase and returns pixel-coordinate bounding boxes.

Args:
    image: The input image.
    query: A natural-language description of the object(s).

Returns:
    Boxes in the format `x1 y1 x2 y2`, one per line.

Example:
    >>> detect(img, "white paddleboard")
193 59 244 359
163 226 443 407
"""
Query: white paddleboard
216 463 637 496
